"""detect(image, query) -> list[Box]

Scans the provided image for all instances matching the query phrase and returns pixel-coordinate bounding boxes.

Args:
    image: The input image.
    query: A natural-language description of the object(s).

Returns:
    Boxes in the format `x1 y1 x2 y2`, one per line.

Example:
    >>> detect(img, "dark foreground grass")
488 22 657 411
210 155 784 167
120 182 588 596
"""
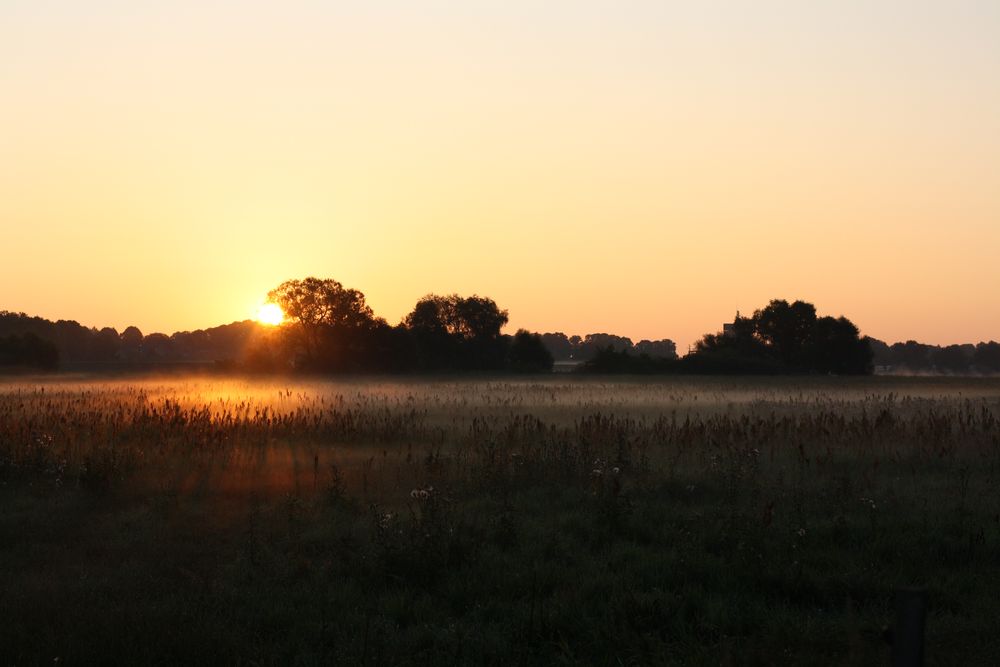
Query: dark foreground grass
1 376 999 665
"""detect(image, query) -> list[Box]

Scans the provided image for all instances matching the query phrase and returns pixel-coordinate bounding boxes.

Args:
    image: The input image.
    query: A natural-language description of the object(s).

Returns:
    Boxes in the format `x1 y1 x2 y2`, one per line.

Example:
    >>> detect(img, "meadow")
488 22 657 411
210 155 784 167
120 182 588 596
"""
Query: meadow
2 374 999 665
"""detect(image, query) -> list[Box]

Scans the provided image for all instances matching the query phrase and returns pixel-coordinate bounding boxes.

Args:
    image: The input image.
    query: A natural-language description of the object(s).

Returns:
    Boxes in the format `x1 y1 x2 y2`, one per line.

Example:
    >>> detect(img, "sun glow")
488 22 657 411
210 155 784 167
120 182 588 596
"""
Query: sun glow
255 303 284 326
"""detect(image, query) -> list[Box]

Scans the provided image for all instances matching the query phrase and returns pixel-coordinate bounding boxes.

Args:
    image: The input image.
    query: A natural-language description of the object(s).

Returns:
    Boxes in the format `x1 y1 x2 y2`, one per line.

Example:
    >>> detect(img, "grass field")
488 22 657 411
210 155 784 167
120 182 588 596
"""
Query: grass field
2 374 999 665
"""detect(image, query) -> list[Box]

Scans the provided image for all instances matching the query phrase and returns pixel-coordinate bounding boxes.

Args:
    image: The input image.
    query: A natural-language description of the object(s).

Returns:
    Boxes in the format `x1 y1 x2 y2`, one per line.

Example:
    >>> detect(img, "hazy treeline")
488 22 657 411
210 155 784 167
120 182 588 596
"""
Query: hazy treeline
865 338 1000 374
0 332 59 371
581 299 873 375
4 286 995 376
0 311 264 370
0 281 556 374
539 333 677 362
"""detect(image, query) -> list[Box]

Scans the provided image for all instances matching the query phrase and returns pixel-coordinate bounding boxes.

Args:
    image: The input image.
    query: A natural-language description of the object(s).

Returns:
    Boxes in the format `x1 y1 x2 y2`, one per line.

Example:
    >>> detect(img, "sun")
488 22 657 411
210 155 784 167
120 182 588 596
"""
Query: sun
255 302 284 326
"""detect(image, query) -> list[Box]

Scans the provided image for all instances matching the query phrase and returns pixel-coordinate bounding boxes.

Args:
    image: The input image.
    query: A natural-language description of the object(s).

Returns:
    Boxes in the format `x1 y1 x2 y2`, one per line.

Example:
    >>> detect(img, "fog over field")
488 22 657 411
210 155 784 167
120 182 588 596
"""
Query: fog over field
2 374 999 664
5 1 1000 663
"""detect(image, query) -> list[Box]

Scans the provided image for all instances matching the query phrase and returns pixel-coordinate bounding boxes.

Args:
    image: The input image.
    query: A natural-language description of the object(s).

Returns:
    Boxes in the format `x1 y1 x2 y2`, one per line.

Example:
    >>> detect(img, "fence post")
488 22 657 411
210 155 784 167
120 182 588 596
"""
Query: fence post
891 586 926 667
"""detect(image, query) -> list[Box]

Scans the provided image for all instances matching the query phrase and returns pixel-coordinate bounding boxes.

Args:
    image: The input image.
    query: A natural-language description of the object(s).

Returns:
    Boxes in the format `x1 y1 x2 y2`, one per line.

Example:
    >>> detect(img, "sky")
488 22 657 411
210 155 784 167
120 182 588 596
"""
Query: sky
2 1 999 351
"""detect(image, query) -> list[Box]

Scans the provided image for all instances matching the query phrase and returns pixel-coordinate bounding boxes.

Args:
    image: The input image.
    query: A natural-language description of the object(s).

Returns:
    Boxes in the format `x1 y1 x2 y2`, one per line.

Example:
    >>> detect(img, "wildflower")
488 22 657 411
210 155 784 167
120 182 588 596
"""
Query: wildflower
612 466 621 475
411 486 434 500
797 528 806 537
592 468 603 477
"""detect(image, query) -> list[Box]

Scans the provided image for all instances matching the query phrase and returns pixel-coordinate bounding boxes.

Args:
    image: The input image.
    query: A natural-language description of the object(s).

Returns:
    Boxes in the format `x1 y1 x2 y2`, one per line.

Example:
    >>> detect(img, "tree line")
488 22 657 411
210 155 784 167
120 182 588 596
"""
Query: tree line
0 311 263 370
865 338 1000 375
3 280 993 376
581 299 874 375
539 333 677 363
0 333 59 371
246 279 553 373
0 279 554 374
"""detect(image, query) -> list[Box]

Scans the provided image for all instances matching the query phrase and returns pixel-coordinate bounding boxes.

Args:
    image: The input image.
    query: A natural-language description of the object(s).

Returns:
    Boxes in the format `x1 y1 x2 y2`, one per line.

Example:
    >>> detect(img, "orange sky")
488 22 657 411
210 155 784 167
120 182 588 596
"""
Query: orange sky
2 2 999 351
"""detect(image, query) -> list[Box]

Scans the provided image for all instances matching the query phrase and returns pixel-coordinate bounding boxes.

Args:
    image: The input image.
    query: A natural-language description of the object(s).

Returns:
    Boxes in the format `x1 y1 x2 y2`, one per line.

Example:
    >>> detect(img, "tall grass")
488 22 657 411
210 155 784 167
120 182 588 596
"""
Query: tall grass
1 375 998 665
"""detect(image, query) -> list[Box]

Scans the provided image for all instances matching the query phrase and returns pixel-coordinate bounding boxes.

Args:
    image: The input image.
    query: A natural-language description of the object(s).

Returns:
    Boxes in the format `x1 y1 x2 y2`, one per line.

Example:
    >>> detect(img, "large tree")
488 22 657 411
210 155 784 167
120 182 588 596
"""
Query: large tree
269 277 374 330
752 299 817 367
973 342 1000 373
404 294 508 340
268 277 378 369
0 333 59 371
808 316 872 375
689 300 872 375
403 294 509 370
507 330 554 373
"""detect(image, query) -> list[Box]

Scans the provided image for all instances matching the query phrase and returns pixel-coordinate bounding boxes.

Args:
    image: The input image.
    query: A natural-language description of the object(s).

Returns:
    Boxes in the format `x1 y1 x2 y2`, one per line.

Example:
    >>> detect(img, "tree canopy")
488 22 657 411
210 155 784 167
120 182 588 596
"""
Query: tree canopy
267 278 382 370
16 285 993 377
403 294 510 371
687 299 873 375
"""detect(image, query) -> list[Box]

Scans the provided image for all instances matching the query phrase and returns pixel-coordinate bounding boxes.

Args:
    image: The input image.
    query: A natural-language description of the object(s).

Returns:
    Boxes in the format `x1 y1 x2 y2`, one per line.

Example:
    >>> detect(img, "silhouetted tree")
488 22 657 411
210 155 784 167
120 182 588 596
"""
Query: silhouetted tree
634 339 678 359
268 277 378 370
404 294 507 340
403 294 509 370
753 300 817 367
809 316 872 375
577 334 633 359
507 330 554 373
687 316 780 374
141 333 173 360
693 311 768 361
119 326 144 362
540 333 573 360
120 326 143 346
889 341 933 372
91 327 121 361
971 342 1000 373
931 344 972 374
686 300 870 375
0 333 59 371
540 332 676 362
403 297 455 369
